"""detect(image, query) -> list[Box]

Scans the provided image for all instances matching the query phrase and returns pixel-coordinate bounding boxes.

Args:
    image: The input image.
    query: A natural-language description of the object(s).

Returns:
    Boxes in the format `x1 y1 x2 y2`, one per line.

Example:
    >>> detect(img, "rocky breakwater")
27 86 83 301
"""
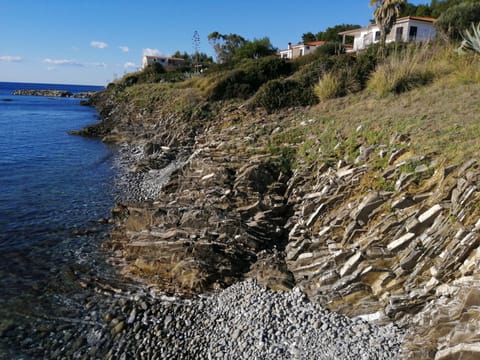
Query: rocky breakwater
13 89 97 98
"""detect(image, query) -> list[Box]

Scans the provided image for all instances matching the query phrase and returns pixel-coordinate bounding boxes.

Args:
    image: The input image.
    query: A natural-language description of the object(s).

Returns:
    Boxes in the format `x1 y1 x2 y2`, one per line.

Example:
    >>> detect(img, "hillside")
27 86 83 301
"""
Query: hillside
84 43 480 359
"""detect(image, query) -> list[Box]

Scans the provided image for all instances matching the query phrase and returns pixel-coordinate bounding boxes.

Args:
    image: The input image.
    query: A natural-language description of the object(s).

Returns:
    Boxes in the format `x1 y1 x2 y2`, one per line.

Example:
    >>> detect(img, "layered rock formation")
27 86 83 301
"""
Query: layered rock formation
285 151 480 359
86 88 480 359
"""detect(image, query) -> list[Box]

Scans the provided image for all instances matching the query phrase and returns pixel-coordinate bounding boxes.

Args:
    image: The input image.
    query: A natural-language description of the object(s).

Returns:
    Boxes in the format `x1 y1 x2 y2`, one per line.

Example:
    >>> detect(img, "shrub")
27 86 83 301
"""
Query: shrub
207 56 292 100
312 52 377 101
208 69 251 100
435 2 480 41
291 56 336 86
292 52 323 68
314 42 345 57
253 78 317 112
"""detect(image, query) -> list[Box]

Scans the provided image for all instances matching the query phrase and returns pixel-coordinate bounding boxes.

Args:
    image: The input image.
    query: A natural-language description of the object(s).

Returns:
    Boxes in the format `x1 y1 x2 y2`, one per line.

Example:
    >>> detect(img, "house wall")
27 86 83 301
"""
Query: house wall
142 56 184 69
279 44 319 59
280 44 317 59
351 20 435 52
353 26 380 52
389 20 436 43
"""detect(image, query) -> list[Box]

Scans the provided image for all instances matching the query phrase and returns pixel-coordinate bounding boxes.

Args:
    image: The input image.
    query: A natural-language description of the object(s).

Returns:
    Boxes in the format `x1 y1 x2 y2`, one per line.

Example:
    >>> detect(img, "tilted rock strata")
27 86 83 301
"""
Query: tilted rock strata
103 104 297 295
286 154 480 358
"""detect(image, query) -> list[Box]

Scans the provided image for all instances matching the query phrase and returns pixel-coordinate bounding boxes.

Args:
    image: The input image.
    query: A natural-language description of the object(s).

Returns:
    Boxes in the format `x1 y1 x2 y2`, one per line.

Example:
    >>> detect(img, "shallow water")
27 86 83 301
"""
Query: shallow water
0 82 123 357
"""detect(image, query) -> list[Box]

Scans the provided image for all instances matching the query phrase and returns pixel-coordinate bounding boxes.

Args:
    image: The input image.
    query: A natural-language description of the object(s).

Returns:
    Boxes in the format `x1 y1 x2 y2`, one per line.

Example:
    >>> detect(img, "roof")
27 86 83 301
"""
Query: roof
339 26 370 36
303 41 327 47
396 16 436 23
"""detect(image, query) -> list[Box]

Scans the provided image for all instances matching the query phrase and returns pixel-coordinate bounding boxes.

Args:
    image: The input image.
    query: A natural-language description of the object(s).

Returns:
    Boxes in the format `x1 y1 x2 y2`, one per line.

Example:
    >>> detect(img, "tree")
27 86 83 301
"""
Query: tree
430 0 463 18
370 0 406 53
171 50 214 72
233 37 277 61
208 32 246 63
435 1 480 40
302 32 317 42
192 30 201 72
316 24 361 43
315 24 361 46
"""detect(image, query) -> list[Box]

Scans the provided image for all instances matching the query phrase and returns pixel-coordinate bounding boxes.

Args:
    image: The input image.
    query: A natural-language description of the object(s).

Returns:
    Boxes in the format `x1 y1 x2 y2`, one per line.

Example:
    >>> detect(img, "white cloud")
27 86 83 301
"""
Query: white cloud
88 62 107 68
43 58 83 66
124 62 137 69
0 55 23 62
119 46 130 53
143 48 162 56
90 40 108 49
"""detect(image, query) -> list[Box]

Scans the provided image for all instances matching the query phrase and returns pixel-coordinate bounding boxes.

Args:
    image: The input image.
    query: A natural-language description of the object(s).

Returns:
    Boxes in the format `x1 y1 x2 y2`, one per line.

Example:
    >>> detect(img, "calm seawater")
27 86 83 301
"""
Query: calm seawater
0 82 119 356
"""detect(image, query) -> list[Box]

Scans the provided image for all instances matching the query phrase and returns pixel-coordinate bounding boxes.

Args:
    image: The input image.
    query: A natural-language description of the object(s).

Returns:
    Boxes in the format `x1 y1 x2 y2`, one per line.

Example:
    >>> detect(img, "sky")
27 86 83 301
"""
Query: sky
0 0 428 86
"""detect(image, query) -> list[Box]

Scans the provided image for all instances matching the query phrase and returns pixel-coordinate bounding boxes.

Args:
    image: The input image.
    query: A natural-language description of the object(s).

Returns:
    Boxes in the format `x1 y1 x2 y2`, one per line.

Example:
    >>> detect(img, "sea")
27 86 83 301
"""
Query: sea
0 82 121 357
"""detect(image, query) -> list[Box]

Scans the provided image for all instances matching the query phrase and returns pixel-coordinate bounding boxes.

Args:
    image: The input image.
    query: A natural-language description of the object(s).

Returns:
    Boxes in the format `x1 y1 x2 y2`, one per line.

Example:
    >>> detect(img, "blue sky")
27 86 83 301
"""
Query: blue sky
0 0 428 86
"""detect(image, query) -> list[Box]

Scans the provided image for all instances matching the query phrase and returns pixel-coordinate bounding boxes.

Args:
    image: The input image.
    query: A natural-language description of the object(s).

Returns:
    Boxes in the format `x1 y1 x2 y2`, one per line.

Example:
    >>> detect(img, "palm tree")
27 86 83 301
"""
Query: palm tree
370 0 406 54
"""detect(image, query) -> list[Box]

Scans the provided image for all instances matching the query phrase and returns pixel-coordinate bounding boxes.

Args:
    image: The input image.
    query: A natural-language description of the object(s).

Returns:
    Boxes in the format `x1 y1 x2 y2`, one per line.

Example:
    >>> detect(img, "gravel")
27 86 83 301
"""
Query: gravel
3 280 404 359
112 144 186 201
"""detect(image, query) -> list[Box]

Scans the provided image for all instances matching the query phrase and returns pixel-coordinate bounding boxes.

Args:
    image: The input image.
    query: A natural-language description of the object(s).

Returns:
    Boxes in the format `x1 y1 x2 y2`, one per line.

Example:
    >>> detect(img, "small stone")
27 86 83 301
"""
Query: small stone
127 308 136 324
111 321 125 336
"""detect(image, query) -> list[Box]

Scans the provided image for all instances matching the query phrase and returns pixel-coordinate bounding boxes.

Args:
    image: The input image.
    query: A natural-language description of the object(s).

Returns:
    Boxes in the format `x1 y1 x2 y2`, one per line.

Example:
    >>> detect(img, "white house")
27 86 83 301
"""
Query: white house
339 16 437 53
142 55 185 69
278 40 326 60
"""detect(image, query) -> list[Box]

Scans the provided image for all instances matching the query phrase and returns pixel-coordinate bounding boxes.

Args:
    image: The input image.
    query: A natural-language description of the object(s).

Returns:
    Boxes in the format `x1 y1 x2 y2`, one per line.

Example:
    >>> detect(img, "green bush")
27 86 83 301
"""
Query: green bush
314 42 345 57
291 56 336 86
313 53 378 100
435 2 480 41
208 56 292 100
253 78 317 112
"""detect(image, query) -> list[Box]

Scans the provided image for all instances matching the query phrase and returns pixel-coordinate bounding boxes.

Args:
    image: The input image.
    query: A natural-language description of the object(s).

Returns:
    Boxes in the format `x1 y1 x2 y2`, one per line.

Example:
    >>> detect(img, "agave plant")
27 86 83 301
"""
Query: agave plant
458 23 480 54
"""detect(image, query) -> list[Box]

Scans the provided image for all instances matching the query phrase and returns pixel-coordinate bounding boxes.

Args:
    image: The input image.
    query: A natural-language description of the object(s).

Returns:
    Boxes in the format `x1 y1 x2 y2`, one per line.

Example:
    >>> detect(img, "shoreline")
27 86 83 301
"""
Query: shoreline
45 76 480 359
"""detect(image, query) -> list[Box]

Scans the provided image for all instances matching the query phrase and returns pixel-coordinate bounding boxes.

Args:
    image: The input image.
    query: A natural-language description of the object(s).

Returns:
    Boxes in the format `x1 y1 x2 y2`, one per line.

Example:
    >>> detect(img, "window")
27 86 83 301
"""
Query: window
299 48 304 56
409 26 418 41
396 27 404 41
375 31 381 41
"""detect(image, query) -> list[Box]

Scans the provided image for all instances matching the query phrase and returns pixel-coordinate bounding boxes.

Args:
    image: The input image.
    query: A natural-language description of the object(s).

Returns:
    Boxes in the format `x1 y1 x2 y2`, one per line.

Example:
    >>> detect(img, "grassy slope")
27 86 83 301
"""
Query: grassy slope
312 80 480 163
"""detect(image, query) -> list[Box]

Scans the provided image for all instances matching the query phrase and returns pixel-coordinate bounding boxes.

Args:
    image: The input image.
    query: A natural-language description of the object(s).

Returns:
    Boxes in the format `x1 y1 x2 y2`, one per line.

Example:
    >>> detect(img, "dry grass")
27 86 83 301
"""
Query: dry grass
129 256 208 292
368 45 437 96
314 72 343 101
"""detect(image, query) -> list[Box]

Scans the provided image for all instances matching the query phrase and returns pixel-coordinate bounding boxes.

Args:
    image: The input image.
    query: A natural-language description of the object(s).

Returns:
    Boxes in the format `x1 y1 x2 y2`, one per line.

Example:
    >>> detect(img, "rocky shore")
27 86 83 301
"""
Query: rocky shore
33 83 480 359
